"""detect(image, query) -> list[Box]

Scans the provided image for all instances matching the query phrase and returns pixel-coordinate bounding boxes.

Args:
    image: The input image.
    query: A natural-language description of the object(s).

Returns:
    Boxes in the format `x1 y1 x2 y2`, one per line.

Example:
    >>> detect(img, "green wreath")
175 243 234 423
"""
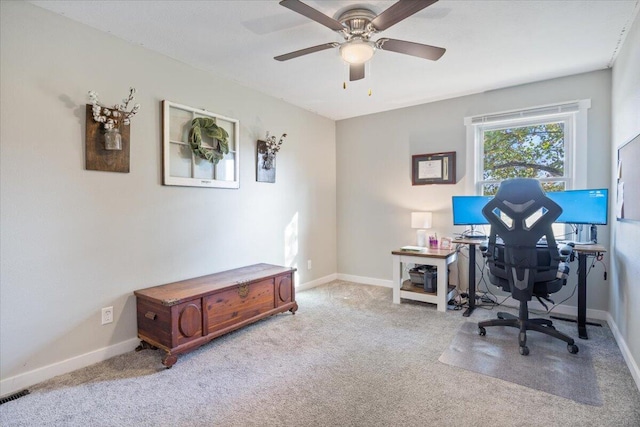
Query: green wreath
188 117 230 164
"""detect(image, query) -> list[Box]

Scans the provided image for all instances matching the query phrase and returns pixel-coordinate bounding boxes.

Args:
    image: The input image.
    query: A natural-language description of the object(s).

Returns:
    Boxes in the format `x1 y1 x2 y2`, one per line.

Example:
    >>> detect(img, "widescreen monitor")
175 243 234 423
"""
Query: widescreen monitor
547 188 608 225
451 188 609 226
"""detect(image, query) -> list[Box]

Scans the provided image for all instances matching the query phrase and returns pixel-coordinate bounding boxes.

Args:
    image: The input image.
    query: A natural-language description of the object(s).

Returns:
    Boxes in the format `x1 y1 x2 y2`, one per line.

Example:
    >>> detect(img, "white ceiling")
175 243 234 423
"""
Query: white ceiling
30 0 639 120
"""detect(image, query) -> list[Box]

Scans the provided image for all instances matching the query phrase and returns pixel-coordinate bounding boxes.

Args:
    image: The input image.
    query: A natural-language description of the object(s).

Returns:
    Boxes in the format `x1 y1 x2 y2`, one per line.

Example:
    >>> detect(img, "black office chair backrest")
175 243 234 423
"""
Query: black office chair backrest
481 179 563 302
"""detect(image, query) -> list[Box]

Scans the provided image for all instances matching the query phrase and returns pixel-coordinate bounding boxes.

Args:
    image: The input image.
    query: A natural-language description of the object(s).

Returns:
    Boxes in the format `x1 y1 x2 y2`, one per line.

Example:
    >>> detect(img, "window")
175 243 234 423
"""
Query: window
465 100 590 196
480 121 569 195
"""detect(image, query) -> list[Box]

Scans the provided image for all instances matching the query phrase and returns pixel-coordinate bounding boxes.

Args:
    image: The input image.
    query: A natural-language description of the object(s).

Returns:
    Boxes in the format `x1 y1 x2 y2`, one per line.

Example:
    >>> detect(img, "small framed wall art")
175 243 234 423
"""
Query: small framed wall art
440 237 453 250
412 151 456 185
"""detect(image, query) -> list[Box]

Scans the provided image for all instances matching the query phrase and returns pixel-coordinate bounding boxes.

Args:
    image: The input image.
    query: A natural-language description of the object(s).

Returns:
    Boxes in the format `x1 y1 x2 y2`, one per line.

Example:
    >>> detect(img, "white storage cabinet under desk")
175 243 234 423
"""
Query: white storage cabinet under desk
391 248 457 312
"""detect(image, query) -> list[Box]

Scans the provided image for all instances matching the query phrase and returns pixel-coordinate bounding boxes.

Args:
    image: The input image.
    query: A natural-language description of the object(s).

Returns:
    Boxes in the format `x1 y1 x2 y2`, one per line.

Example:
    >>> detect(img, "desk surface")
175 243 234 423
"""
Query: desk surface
453 238 606 254
391 248 457 259
573 243 606 253
453 238 486 245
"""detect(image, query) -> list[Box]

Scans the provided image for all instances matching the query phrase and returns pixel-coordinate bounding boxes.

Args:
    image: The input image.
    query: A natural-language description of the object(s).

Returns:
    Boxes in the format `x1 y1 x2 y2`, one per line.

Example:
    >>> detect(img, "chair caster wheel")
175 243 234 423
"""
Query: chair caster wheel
519 346 529 356
568 344 579 354
478 327 486 336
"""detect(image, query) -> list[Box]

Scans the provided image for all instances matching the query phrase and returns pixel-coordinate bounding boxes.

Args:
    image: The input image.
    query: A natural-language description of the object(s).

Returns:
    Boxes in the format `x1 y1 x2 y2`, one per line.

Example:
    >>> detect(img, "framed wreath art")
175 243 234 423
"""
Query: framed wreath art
162 100 239 189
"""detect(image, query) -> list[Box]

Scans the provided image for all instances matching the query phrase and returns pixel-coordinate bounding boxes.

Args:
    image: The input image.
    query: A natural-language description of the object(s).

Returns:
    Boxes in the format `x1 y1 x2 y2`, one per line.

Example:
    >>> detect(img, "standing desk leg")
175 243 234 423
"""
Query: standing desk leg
463 243 477 317
392 256 401 304
577 252 588 339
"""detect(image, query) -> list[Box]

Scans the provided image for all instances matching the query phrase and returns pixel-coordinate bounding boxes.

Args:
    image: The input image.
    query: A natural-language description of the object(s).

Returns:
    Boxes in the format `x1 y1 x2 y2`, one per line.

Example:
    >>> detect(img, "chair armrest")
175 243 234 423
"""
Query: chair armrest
479 240 489 256
558 242 574 260
556 242 574 280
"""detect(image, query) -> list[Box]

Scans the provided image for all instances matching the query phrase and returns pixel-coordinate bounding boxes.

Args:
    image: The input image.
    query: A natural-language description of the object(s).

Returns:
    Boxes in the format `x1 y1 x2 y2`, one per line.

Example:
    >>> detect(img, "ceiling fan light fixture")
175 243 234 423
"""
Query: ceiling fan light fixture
340 40 375 64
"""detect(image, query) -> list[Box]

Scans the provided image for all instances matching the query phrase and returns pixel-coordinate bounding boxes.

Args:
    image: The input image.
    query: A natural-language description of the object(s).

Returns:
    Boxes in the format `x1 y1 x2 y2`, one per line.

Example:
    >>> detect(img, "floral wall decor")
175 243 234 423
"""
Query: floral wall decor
257 132 287 183
89 88 140 150
85 87 140 173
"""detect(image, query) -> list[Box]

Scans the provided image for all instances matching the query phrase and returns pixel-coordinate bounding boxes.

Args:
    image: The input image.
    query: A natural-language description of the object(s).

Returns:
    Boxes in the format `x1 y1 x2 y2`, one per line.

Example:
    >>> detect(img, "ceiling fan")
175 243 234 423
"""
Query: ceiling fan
274 0 446 82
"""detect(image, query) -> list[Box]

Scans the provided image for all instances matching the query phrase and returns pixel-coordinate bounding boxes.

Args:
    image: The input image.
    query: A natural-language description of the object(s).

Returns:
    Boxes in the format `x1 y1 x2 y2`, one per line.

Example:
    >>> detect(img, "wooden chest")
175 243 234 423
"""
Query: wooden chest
134 263 297 367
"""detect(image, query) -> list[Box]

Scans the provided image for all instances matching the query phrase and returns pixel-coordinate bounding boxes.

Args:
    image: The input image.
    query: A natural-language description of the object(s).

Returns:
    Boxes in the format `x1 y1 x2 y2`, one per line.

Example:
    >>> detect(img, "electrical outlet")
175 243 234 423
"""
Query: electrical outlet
101 306 113 325
307 260 312 270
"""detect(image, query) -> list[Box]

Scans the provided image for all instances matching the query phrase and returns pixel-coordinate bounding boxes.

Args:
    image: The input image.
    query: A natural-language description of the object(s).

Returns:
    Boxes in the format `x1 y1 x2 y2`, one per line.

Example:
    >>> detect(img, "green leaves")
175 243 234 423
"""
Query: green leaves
483 123 565 181
189 117 230 164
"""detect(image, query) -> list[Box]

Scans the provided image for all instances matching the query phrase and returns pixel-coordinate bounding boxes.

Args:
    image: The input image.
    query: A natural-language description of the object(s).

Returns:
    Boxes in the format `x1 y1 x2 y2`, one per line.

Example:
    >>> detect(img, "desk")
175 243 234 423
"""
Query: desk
391 248 457 312
454 238 605 339
453 238 607 340
452 238 484 317
571 243 606 339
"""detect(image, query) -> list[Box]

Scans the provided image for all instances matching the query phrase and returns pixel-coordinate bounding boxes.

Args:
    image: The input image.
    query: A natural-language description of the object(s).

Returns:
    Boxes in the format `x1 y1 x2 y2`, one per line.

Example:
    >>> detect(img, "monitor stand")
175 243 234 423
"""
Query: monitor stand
572 224 597 245
464 225 486 239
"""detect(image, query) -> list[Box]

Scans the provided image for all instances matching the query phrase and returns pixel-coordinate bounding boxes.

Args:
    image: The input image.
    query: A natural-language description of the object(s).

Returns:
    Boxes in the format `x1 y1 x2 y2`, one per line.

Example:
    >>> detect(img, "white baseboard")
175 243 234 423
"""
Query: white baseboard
296 273 338 291
336 273 393 288
606 313 640 392
0 337 140 398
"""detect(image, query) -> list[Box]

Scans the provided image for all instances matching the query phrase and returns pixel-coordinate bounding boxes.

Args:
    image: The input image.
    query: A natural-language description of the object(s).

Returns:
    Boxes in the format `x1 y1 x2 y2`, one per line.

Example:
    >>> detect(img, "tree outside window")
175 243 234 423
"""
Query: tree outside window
479 121 569 195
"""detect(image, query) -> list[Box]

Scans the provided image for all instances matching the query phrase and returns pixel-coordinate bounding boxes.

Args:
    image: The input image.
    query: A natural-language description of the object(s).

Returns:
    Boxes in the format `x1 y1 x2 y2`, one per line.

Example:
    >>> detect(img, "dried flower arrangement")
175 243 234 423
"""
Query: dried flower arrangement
88 88 140 130
265 132 287 156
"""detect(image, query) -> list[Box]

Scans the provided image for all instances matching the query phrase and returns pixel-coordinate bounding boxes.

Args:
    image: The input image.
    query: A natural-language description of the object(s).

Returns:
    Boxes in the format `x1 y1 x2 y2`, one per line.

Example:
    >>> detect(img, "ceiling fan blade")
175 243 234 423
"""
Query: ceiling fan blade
279 0 345 31
371 0 438 31
349 63 365 81
376 38 445 61
274 42 338 61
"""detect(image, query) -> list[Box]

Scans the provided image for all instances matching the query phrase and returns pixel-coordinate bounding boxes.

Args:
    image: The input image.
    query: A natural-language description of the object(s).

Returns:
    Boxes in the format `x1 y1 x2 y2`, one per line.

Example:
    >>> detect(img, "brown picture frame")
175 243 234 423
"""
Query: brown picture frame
412 151 456 185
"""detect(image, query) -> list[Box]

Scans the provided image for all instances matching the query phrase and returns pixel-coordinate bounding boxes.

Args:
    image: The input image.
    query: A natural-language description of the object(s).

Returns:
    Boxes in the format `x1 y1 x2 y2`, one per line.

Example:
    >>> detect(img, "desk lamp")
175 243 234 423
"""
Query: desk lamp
411 212 432 247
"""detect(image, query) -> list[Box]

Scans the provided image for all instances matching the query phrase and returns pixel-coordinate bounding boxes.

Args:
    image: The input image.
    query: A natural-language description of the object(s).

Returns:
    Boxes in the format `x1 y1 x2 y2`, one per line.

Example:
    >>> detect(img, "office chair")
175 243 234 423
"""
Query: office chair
478 178 578 356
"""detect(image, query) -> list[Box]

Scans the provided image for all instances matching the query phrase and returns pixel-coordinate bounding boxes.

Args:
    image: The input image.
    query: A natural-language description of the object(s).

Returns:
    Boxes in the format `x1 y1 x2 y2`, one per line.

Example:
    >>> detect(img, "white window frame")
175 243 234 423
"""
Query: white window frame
162 100 240 189
464 100 591 195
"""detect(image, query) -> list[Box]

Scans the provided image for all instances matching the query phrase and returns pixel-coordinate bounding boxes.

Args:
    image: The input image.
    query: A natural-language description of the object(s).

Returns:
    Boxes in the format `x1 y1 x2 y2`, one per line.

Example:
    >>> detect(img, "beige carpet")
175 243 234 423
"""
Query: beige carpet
0 282 638 426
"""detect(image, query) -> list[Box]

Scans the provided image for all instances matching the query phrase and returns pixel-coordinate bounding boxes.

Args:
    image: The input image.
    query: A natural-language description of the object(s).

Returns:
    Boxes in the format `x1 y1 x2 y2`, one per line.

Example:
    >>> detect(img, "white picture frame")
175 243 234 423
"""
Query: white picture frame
162 100 239 189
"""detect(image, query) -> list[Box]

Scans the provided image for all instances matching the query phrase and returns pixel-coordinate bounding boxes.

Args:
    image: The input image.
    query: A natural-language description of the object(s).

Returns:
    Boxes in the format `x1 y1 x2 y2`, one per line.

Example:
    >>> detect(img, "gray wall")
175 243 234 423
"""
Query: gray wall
611 12 640 381
0 1 336 387
336 70 612 309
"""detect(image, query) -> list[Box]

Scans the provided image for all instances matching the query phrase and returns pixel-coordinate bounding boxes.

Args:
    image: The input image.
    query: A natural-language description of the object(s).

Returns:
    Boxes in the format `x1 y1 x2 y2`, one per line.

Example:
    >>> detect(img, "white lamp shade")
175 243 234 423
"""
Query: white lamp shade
340 40 375 64
411 212 433 229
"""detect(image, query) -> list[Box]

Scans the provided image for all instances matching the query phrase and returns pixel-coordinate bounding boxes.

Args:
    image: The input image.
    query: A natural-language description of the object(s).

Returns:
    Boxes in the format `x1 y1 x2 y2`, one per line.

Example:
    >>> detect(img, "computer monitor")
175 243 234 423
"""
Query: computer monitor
452 188 609 226
546 188 608 225
451 195 492 226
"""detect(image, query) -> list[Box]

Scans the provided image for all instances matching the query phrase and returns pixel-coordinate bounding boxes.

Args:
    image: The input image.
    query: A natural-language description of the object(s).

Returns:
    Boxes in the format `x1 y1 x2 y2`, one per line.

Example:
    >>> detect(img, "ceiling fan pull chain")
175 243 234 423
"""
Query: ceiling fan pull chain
343 61 348 89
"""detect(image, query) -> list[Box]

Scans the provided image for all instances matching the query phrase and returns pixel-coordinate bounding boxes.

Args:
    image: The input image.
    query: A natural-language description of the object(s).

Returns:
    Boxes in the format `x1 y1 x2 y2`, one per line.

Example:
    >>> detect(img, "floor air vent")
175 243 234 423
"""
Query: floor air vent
0 389 30 405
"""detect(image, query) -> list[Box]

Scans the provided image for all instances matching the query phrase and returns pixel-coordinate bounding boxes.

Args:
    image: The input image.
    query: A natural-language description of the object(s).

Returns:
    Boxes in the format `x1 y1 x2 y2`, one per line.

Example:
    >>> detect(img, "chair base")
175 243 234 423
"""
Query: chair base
478 310 579 356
